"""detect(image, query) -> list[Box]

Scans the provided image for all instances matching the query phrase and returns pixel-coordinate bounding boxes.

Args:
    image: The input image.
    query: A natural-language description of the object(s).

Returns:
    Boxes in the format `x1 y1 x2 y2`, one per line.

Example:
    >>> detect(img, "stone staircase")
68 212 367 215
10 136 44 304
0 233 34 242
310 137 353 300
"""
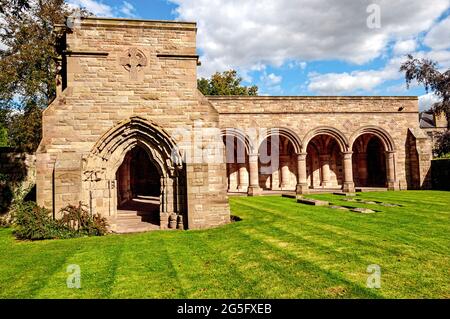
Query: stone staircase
113 210 160 234
112 196 161 234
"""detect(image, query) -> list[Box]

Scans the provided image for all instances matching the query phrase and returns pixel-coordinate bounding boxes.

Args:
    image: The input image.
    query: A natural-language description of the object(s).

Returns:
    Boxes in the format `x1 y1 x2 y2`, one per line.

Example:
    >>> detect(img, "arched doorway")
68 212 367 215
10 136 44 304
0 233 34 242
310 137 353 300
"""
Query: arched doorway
116 146 162 226
305 134 344 189
221 129 252 193
258 134 298 191
83 117 186 232
352 134 387 187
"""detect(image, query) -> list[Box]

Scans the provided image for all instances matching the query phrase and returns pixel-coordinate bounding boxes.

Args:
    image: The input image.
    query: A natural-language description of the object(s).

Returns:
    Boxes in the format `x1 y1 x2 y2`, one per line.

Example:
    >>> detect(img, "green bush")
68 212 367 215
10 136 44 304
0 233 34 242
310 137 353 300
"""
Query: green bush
11 201 109 241
12 201 73 240
58 202 109 237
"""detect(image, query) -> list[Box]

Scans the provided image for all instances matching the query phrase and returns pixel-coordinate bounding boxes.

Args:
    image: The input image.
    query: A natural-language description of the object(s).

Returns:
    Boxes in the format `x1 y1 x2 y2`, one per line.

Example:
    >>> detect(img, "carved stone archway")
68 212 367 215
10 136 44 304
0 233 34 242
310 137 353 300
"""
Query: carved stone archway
81 116 186 230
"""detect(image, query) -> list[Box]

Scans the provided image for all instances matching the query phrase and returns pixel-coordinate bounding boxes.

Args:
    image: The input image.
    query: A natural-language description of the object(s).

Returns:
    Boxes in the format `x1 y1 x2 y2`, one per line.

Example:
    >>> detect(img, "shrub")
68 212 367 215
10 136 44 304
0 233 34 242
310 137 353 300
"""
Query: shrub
58 202 109 236
12 201 73 240
11 201 109 241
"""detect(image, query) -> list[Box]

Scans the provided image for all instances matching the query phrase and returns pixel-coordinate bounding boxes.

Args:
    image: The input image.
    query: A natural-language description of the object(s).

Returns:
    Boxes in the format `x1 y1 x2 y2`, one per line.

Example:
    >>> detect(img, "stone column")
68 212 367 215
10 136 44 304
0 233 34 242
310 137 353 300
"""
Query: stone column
342 151 355 193
358 152 368 186
227 163 238 191
296 152 309 195
319 154 331 187
237 163 249 192
247 154 261 196
280 155 290 190
386 151 399 190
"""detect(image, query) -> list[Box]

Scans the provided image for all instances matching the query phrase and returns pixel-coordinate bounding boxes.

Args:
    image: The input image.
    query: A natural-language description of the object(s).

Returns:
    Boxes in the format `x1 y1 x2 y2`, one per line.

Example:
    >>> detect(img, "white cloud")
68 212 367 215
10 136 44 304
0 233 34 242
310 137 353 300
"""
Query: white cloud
120 1 137 18
307 57 404 95
424 16 450 50
261 72 282 86
393 39 417 55
67 0 113 16
288 61 307 70
170 0 450 76
419 92 441 111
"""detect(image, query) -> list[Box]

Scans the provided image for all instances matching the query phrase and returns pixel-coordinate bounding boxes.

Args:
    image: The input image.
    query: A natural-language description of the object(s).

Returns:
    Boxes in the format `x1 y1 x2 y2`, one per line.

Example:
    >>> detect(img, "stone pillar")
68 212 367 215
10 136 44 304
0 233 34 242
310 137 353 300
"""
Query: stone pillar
237 163 249 192
280 155 290 190
358 152 368 186
271 169 280 190
342 151 355 193
320 154 331 187
247 154 261 196
296 153 309 195
227 163 238 191
386 151 399 191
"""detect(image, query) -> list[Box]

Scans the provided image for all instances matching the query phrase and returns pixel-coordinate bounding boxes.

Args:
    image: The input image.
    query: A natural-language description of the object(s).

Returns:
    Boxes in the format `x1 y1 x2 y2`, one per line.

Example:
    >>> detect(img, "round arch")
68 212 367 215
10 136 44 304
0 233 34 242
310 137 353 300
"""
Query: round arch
303 127 349 153
220 128 254 154
257 127 302 154
349 126 396 152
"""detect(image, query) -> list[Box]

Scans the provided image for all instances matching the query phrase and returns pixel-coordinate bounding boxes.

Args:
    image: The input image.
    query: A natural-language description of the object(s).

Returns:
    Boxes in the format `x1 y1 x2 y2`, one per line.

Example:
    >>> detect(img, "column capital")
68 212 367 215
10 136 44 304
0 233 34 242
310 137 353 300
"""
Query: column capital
297 152 307 161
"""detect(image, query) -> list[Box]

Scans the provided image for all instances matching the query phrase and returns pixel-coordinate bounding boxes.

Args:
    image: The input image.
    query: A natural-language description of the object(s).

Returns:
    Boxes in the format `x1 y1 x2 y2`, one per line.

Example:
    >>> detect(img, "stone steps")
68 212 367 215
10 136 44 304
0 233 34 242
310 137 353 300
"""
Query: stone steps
113 209 160 233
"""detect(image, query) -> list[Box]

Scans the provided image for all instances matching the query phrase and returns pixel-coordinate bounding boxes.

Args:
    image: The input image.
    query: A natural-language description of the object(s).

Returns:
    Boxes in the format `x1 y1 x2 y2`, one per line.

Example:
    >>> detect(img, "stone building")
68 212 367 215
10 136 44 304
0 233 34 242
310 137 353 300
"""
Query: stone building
36 17 432 233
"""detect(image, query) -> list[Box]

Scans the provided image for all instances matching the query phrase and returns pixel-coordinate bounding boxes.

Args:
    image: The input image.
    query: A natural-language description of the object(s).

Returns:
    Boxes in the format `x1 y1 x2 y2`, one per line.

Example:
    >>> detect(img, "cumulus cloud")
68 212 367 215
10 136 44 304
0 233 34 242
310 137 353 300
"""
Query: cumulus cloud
67 0 138 18
67 0 114 16
120 1 137 18
424 16 450 50
170 0 450 76
261 72 282 86
419 92 441 112
307 57 404 95
393 39 417 55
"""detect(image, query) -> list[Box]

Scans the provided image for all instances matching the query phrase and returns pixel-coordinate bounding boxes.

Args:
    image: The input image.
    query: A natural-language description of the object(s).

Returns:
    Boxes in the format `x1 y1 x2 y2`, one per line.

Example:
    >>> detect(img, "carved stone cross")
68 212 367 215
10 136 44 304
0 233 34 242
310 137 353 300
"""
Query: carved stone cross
120 48 147 80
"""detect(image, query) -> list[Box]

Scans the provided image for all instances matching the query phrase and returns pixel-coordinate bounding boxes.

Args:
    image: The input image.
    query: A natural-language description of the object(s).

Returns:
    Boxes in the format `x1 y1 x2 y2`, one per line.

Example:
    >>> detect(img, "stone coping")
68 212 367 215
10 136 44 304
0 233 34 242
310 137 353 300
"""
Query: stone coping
74 16 197 30
207 96 418 101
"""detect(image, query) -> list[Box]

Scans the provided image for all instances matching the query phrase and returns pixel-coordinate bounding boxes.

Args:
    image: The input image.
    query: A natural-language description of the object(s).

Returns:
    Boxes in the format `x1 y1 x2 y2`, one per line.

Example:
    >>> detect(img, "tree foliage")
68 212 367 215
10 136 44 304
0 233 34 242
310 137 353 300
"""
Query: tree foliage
434 131 450 158
400 54 450 128
0 0 88 152
198 70 258 96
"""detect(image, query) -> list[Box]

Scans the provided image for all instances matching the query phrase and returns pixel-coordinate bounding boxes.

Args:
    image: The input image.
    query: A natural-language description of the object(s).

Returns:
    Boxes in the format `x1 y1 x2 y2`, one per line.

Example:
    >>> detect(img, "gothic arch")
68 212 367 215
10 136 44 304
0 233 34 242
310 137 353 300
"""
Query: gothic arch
303 127 349 153
349 126 396 152
82 116 186 229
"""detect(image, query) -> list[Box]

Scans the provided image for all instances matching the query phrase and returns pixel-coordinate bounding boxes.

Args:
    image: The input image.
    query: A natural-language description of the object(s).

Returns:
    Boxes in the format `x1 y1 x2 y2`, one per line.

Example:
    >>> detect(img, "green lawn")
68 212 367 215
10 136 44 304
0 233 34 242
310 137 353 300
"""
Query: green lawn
0 191 449 299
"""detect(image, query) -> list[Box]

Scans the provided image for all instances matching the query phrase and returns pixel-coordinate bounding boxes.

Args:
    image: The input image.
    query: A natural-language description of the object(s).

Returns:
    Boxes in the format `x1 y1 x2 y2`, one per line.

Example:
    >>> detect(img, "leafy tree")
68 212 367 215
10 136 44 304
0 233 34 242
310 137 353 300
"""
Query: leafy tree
0 0 88 152
401 55 450 157
198 70 258 96
0 126 7 147
400 55 450 128
434 131 450 158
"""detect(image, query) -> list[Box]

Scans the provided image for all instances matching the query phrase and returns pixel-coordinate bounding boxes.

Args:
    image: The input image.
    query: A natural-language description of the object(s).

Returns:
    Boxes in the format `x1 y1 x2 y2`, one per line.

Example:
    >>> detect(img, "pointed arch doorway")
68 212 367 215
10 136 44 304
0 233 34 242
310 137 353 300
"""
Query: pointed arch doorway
83 117 187 233
116 146 162 228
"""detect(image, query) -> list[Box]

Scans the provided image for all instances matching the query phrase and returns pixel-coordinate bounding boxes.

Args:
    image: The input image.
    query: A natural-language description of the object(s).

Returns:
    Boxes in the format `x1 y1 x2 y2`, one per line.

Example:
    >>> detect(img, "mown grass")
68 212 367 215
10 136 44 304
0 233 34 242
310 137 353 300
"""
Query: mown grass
0 191 448 299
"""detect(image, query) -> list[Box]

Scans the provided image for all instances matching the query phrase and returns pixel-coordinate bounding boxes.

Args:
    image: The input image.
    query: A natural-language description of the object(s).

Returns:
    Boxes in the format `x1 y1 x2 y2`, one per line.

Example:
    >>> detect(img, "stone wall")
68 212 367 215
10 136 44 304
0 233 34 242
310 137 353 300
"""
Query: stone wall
209 96 430 190
37 17 230 229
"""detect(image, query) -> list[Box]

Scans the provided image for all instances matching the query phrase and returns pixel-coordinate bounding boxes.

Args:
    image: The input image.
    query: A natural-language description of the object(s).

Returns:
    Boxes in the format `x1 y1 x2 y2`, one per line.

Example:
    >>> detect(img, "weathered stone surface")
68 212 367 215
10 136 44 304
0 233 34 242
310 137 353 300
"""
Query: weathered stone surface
297 198 329 206
351 208 376 214
35 17 432 232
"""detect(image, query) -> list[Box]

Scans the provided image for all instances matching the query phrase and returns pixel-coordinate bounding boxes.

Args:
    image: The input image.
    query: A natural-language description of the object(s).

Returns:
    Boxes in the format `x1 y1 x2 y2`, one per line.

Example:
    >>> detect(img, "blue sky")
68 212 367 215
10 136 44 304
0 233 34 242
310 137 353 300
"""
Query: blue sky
67 0 450 110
